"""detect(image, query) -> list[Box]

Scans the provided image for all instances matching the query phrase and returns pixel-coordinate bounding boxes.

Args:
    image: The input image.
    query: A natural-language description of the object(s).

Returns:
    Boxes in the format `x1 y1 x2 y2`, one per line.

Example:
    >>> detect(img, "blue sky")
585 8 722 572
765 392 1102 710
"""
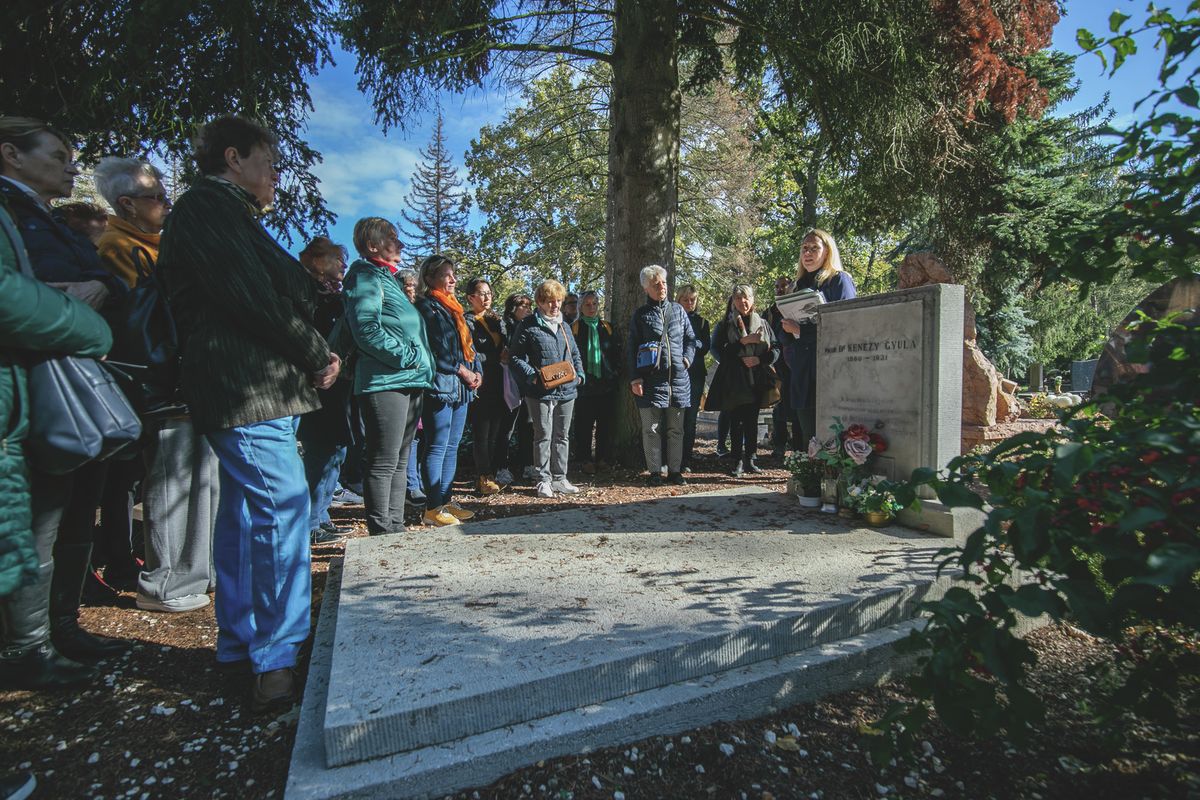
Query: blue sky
296 0 1188 256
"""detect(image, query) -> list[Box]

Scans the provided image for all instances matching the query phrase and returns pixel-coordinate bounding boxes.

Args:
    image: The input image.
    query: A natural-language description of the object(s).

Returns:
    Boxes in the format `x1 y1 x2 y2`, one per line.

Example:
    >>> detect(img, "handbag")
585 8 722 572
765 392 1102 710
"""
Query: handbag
4 211 142 474
537 322 577 390
759 364 782 409
110 246 187 417
26 348 143 475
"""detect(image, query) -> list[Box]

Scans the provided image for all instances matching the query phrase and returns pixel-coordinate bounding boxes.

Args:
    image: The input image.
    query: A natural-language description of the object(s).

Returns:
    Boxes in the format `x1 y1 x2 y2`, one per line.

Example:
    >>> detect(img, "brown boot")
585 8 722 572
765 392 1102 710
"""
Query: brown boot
251 667 297 713
476 475 500 496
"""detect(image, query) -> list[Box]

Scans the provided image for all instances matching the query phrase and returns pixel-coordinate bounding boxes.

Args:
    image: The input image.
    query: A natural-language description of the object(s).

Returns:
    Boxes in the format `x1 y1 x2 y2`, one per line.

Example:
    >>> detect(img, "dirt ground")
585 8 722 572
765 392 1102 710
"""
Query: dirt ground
2 449 1197 799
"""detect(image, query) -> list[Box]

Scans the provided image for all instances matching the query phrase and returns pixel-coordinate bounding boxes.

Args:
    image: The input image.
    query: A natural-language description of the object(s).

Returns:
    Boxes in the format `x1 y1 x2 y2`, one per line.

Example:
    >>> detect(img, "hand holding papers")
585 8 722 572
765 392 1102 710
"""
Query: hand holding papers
775 288 825 325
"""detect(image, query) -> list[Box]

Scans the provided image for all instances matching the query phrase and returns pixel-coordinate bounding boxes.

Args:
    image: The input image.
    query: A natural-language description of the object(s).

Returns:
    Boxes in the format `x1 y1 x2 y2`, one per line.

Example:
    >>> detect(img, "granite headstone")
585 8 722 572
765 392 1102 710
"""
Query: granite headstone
815 283 979 537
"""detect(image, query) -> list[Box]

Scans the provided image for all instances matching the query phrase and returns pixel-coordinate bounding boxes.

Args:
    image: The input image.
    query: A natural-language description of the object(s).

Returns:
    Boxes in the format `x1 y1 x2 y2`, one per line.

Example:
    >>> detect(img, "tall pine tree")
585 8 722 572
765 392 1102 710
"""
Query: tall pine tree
401 109 473 261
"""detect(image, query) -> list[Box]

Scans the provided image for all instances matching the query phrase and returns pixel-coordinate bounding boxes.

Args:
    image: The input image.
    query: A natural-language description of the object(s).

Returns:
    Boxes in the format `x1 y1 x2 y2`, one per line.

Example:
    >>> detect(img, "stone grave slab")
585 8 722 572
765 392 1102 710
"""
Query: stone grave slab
320 488 947 768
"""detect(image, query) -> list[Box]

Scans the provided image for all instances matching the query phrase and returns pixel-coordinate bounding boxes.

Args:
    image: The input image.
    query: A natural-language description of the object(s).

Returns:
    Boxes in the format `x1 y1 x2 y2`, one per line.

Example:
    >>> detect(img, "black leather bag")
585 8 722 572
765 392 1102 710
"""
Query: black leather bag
4 212 143 473
110 246 184 415
26 357 143 474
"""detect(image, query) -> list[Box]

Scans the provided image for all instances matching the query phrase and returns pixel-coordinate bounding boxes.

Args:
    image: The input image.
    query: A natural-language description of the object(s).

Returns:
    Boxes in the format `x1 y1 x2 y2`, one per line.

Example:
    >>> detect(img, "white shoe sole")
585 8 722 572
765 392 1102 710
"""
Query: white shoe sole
136 594 211 613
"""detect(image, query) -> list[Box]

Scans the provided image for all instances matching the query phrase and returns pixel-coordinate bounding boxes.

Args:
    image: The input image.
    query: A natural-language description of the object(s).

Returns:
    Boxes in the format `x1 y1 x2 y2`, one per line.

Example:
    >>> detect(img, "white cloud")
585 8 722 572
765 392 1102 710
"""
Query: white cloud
313 138 421 220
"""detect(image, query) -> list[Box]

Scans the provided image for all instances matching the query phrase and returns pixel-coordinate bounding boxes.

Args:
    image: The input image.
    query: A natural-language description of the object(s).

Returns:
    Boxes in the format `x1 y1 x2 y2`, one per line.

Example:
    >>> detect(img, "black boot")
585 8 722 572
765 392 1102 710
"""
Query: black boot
0 641 97 690
49 543 130 664
743 456 762 474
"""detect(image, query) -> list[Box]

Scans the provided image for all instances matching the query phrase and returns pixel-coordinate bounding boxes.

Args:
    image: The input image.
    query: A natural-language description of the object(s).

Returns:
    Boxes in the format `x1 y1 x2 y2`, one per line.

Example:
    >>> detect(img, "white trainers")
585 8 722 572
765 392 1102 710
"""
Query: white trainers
551 479 580 495
331 485 365 505
495 468 515 486
136 593 210 613
536 481 554 498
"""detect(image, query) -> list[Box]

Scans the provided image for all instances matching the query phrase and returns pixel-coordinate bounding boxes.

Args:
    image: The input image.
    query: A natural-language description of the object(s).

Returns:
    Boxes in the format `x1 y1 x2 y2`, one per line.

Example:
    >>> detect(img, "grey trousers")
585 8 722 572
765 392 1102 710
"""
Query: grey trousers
640 406 683 474
137 418 218 602
526 397 575 483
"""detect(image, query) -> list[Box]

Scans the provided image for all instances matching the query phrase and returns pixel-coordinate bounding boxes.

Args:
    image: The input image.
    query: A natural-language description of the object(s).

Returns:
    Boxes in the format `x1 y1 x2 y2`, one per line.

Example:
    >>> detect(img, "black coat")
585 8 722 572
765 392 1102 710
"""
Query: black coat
705 312 779 411
571 317 621 397
470 312 506 406
685 311 711 388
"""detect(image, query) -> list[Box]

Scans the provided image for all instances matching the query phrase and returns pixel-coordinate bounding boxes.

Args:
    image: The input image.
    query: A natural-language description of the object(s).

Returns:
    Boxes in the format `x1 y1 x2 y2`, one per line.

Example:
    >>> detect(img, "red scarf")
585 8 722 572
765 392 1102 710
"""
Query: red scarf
429 288 476 362
367 256 399 275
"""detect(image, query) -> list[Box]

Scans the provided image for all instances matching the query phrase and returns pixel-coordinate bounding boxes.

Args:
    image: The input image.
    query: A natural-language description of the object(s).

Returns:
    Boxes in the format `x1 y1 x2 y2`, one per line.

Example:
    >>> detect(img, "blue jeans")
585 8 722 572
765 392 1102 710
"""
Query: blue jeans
206 416 311 674
302 440 346 530
421 397 468 508
406 428 426 507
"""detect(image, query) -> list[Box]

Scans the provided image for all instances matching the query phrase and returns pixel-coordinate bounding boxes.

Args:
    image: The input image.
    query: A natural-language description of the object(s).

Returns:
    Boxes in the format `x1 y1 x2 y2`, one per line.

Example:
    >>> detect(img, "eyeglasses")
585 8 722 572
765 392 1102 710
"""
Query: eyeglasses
129 193 172 205
472 291 493 298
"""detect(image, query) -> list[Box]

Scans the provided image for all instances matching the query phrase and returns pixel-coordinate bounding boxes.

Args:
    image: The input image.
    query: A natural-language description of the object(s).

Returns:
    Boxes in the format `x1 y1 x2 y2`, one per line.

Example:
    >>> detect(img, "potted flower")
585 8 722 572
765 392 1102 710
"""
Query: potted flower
783 442 824 508
816 418 890 514
845 477 906 526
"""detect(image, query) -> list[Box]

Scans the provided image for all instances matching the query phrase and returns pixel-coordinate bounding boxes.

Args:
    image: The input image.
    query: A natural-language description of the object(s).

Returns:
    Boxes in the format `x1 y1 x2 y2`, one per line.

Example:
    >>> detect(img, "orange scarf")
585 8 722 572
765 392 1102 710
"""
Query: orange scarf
430 288 476 363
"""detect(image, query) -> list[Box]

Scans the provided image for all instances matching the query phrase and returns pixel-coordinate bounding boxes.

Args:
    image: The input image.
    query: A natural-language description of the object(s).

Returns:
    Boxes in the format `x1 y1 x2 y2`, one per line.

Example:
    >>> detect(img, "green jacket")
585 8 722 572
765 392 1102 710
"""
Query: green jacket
0 203 111 597
342 260 434 395
158 178 329 433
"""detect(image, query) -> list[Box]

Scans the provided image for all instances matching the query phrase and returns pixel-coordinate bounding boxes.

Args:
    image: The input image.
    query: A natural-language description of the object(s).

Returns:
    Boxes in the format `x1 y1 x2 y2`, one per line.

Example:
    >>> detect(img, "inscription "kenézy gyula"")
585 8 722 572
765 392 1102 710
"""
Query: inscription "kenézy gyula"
824 338 918 355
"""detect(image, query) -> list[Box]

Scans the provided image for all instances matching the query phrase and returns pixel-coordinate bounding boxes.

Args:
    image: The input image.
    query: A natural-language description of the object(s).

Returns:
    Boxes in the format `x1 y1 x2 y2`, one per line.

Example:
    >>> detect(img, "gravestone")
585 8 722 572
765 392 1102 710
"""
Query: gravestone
1071 359 1098 393
815 283 980 537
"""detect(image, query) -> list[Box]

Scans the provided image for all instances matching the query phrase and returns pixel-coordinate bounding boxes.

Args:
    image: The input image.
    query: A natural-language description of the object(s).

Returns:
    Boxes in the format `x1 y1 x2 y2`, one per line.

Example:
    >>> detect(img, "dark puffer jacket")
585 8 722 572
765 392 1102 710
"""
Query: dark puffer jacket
509 313 585 401
627 299 698 409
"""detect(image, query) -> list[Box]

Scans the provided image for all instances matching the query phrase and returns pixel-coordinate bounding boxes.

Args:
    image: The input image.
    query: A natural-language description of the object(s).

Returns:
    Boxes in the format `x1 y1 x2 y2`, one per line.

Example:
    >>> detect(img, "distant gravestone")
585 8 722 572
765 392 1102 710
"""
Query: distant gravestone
1071 359 1098 393
816 283 979 537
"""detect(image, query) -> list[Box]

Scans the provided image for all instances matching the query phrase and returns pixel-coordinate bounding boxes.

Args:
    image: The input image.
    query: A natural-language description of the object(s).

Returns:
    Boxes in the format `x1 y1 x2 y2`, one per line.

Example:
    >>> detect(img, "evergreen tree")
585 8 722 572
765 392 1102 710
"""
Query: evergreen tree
400 109 473 261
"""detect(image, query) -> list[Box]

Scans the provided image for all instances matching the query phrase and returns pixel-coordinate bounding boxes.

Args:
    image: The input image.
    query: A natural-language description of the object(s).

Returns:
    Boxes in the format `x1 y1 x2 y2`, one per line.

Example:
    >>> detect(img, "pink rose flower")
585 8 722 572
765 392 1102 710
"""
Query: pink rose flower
845 437 873 465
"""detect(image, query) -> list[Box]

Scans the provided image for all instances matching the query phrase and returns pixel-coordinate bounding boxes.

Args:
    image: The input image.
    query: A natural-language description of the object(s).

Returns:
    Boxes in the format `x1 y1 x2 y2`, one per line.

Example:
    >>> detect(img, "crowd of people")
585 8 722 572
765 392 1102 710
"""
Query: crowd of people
0 113 856 713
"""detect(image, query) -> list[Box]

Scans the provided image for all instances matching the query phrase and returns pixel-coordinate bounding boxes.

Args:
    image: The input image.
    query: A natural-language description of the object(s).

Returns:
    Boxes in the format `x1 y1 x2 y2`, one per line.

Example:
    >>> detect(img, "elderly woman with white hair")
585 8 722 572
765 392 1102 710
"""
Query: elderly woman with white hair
627 264 698 486
94 157 172 286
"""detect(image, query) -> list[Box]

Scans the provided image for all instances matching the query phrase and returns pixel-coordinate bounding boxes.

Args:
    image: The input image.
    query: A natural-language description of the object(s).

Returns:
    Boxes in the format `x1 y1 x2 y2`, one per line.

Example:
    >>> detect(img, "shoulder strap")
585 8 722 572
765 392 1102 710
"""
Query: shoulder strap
558 321 574 359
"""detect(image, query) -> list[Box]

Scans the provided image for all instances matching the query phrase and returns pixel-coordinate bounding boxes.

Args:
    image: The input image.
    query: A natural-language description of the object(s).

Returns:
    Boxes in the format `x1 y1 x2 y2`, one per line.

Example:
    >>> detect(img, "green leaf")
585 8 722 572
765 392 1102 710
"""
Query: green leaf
935 480 984 509
1108 10 1131 33
1177 86 1200 108
1003 584 1065 619
1076 28 1099 51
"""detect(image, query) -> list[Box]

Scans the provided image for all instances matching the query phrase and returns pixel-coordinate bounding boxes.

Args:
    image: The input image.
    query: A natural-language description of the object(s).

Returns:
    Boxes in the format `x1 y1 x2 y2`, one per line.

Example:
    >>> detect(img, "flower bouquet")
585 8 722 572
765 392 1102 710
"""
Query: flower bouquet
815 418 890 513
783 441 825 506
845 477 905 524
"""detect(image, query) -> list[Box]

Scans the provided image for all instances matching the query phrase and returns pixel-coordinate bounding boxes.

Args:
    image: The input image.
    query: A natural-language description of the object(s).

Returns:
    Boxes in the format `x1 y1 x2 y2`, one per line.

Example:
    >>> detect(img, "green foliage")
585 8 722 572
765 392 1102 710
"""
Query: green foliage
975 297 1036 378
1026 278 1159 369
401 109 474 262
466 63 608 292
867 317 1200 763
1061 9 1200 286
867 7 1200 762
1 0 336 242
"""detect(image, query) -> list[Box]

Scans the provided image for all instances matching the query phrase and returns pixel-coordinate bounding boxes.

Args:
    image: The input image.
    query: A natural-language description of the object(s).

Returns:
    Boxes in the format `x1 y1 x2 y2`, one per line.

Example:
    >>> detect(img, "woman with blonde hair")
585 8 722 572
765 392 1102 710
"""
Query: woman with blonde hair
415 254 482 525
780 228 857 442
510 279 584 498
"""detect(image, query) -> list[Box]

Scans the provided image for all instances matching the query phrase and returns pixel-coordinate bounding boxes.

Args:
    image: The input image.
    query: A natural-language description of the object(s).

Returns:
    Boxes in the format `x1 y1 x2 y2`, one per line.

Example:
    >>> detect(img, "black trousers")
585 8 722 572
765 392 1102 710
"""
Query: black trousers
728 403 759 462
470 399 511 476
573 393 614 464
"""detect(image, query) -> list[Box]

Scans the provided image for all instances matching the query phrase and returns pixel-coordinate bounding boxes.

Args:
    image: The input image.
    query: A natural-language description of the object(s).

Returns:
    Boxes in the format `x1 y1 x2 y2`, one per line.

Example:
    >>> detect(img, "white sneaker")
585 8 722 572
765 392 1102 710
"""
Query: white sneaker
331 485 365 505
136 593 210 613
495 468 514 485
536 481 554 498
551 479 580 495
660 465 668 476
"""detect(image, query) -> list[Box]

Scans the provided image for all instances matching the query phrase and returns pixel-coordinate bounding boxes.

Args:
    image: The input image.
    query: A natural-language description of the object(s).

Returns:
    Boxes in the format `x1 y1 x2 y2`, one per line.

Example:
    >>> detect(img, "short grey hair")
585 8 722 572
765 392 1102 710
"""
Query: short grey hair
731 284 755 304
396 268 418 285
94 157 164 211
639 264 667 288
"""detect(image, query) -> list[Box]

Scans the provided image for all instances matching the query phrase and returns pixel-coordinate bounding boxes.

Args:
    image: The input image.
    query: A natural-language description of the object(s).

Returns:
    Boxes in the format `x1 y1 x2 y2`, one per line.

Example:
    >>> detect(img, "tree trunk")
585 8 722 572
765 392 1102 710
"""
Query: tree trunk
605 0 681 466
